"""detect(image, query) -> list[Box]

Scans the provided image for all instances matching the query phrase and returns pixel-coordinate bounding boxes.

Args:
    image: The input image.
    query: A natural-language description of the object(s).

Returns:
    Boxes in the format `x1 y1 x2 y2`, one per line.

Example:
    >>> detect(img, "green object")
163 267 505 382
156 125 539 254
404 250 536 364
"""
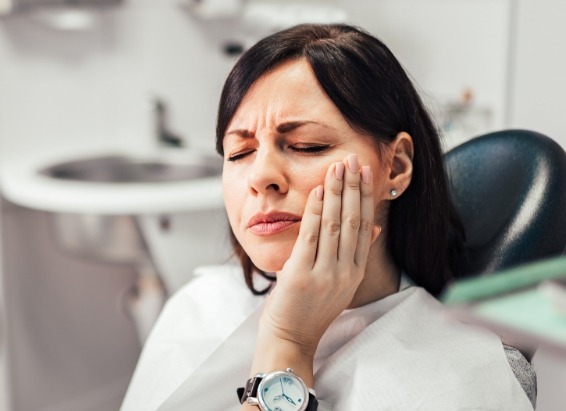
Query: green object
441 255 566 347
441 255 566 305
473 287 566 345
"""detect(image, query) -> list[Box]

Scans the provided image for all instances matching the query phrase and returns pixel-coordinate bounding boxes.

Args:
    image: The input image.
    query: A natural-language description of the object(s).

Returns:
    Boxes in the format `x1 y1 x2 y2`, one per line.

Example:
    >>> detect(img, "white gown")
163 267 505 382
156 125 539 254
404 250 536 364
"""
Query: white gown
121 265 533 411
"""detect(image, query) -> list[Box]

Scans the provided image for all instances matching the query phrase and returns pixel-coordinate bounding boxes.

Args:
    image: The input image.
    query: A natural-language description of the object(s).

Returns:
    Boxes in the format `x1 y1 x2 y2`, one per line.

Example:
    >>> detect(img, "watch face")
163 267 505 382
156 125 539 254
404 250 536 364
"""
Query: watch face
258 370 309 411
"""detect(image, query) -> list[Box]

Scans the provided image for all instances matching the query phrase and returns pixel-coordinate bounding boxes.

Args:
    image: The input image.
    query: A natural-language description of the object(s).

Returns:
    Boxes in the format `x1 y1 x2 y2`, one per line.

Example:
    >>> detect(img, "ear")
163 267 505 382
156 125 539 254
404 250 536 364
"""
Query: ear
384 132 414 199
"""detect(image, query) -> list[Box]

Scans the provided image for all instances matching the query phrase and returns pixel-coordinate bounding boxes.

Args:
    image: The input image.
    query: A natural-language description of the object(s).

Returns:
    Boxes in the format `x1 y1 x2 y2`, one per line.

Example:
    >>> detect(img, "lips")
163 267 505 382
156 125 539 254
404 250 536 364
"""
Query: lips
247 212 302 235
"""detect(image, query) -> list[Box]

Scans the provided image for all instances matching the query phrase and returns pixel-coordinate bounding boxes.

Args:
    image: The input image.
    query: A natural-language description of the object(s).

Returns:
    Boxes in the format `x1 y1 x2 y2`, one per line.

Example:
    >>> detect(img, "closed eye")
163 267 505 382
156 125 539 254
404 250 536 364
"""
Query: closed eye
227 144 330 161
288 144 330 154
226 149 255 162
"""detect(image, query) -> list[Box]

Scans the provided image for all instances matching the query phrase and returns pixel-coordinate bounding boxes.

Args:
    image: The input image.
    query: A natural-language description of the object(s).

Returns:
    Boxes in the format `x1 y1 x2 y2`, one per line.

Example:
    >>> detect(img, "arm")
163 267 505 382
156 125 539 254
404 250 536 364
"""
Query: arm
240 154 379 409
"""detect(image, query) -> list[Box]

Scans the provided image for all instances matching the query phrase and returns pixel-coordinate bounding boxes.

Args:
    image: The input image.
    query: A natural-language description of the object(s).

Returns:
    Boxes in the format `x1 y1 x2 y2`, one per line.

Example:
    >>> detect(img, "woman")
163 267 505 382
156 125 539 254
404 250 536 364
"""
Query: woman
121 24 534 410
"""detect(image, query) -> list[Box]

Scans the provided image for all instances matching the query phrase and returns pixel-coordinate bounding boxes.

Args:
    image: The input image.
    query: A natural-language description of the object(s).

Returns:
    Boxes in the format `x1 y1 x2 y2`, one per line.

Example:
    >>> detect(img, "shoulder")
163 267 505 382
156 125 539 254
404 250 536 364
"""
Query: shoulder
317 286 533 410
155 264 264 342
168 264 267 314
169 264 253 307
121 265 263 411
389 287 533 407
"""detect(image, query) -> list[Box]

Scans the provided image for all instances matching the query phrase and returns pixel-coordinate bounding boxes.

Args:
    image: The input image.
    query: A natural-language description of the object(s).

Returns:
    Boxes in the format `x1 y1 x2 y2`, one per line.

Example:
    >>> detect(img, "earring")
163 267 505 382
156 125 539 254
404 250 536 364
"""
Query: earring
390 189 398 197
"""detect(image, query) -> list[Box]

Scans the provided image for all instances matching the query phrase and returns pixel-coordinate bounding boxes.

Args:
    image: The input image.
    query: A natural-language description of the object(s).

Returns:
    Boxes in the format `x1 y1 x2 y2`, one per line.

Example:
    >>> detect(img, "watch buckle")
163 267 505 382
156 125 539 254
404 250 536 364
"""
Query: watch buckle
247 397 260 406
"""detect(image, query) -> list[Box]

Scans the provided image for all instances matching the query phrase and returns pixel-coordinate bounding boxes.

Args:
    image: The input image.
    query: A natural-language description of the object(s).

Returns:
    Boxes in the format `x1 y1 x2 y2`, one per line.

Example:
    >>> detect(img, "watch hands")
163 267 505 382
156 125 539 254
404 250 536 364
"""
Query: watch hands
283 394 297 405
271 379 285 402
278 378 297 406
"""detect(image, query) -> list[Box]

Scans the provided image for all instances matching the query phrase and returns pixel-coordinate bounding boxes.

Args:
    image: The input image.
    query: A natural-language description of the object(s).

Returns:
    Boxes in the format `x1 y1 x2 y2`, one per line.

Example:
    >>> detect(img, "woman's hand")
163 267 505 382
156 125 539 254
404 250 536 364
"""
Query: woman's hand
246 154 380 390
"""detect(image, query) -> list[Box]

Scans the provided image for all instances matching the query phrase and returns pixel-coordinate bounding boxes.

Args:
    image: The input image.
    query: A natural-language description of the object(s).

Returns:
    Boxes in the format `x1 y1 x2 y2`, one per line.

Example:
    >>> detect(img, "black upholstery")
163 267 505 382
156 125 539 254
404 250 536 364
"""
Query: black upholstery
444 129 566 278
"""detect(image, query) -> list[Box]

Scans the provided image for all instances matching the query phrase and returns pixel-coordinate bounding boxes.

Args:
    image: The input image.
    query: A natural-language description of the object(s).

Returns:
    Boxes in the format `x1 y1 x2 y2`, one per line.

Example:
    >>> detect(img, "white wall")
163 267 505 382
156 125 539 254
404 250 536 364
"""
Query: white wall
338 0 511 149
0 0 235 161
510 0 566 148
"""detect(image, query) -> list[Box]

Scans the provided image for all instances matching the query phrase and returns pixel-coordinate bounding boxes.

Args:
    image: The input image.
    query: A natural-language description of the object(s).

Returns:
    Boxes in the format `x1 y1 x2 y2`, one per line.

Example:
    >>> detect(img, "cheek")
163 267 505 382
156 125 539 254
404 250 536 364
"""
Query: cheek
371 165 390 202
222 173 244 224
294 165 327 200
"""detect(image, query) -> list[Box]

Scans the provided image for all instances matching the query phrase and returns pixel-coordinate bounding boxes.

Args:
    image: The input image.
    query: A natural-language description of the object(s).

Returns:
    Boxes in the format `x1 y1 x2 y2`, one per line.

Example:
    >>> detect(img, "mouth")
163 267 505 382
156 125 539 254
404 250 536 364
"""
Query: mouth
247 212 302 235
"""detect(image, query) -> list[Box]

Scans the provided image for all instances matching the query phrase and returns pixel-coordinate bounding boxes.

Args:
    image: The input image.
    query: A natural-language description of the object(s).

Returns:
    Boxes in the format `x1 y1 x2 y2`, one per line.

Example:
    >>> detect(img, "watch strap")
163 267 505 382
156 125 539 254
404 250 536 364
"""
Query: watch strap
306 392 319 411
237 376 262 404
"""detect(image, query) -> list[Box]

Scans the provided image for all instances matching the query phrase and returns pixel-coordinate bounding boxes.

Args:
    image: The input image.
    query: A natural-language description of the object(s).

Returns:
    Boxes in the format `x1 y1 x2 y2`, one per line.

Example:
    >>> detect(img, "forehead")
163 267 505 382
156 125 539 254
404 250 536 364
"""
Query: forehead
226 59 348 131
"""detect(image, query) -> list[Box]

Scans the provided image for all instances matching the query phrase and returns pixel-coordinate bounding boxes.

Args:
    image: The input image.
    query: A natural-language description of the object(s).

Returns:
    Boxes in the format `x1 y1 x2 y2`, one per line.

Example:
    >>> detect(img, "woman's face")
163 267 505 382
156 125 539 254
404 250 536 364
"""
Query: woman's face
222 59 390 273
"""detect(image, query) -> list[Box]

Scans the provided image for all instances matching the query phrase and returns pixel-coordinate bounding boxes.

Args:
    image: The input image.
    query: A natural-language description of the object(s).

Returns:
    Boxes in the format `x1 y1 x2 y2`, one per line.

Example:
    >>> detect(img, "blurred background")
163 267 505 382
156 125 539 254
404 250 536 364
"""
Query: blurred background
0 0 564 410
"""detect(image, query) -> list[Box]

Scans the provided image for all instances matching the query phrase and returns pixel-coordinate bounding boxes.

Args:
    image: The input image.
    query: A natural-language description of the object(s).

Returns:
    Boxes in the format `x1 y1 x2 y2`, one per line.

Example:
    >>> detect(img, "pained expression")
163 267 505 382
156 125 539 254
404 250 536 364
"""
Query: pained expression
222 59 389 273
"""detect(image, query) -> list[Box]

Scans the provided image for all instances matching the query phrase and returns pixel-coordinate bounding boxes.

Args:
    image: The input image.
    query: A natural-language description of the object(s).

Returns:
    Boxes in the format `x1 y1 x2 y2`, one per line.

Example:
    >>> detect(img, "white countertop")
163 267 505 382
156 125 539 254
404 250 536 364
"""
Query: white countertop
0 146 224 215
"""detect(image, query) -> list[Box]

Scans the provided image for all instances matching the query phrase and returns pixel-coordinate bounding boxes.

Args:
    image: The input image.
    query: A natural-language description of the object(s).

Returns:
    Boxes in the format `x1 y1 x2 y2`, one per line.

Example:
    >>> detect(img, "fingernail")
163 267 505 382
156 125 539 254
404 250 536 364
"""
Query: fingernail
372 225 382 243
361 166 372 184
371 224 381 244
315 185 324 201
335 162 345 180
347 154 358 173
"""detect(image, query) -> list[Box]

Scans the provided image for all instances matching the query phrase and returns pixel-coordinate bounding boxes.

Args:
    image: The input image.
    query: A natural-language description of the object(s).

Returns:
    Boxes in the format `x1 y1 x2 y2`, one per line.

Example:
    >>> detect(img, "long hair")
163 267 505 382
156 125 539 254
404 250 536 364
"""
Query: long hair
216 24 465 297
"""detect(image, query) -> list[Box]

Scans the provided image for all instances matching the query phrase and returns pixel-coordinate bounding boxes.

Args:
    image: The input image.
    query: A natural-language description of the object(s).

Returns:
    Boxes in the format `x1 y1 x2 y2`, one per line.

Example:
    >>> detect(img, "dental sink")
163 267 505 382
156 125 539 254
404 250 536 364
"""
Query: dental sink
39 153 222 184
0 146 226 269
0 147 225 215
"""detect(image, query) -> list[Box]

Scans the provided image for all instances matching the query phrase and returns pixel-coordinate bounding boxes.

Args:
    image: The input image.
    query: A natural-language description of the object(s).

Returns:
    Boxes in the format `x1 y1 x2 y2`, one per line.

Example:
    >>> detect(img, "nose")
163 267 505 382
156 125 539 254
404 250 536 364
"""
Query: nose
247 148 288 195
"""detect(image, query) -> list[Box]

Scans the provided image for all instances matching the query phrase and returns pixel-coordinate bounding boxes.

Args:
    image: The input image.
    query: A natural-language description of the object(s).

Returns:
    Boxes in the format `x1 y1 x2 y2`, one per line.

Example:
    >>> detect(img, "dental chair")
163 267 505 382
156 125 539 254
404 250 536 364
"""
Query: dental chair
444 129 566 277
444 129 566 409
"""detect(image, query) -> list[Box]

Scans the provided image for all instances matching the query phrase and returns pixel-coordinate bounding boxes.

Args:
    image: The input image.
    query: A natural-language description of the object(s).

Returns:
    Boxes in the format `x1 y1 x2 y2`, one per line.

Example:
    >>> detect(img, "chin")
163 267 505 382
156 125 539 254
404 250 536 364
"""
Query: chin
238 232 296 273
247 245 291 274
250 255 287 273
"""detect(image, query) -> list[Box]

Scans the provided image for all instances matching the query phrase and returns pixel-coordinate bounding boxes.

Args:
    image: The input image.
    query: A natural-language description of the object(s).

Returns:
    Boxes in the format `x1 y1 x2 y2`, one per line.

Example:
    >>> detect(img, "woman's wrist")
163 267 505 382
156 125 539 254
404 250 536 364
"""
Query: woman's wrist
249 332 315 389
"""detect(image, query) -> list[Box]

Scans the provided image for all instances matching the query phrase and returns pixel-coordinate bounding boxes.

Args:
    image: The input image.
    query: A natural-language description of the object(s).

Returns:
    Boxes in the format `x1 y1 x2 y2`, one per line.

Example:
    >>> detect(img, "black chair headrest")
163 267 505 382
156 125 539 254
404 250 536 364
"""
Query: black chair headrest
444 129 566 277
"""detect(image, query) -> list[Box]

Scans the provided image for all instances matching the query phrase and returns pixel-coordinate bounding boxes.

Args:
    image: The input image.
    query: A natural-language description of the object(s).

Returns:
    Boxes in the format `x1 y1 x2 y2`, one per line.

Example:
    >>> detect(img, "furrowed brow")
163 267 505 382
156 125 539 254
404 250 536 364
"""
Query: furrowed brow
225 129 255 139
276 121 332 134
225 121 333 138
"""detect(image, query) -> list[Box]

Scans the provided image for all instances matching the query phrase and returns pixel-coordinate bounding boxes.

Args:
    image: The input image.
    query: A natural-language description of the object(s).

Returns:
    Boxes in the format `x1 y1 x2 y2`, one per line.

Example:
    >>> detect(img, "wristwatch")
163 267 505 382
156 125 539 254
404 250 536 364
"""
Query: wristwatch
237 368 318 411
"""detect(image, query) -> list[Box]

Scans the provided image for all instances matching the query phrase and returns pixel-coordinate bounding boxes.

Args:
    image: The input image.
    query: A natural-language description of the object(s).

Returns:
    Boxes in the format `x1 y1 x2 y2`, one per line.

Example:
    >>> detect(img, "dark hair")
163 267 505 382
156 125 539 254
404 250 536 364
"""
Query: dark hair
216 24 464 297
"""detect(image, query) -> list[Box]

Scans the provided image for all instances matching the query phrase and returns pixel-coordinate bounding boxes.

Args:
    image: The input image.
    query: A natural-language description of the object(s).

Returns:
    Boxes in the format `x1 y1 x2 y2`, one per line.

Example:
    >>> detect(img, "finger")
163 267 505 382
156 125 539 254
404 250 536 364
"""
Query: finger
314 162 345 265
291 185 324 268
338 154 362 263
354 166 378 266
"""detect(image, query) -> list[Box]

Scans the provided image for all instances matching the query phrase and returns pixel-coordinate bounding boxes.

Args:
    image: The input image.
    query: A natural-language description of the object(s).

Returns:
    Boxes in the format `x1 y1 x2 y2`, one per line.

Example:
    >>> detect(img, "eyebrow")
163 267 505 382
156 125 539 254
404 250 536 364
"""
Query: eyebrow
225 120 333 138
